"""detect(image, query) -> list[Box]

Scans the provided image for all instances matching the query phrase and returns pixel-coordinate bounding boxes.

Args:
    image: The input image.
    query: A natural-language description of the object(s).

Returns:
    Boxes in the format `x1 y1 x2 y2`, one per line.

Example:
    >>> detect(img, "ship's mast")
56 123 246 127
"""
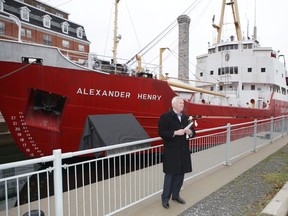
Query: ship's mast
212 0 242 43
113 0 120 65
253 0 257 41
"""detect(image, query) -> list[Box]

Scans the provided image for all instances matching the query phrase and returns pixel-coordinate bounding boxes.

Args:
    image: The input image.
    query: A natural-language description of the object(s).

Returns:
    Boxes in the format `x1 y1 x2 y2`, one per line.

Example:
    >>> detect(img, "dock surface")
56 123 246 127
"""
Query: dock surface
115 136 288 216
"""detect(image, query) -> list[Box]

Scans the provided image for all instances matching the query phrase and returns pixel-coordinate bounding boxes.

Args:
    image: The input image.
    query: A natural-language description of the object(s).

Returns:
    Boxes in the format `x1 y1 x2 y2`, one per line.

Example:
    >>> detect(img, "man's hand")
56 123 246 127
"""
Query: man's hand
184 128 192 135
174 129 186 136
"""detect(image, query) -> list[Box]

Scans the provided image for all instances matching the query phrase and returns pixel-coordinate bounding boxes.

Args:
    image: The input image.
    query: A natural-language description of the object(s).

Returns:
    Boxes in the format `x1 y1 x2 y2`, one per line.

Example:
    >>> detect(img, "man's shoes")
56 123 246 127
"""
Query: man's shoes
172 197 186 204
162 202 170 209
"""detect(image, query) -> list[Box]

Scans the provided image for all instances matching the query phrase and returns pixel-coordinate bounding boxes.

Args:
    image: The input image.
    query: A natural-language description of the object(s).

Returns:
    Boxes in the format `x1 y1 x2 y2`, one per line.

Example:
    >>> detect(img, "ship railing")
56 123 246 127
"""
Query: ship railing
0 115 287 216
59 48 160 77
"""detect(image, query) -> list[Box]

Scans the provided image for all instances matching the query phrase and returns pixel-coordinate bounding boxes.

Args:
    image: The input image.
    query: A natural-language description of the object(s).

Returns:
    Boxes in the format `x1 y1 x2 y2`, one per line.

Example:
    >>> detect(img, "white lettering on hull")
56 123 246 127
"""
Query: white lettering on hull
137 93 162 101
76 88 162 101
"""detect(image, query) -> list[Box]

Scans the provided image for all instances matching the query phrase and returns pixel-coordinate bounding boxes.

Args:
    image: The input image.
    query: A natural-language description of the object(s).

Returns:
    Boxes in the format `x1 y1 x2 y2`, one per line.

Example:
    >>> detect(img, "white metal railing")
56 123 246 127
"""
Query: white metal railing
0 116 287 216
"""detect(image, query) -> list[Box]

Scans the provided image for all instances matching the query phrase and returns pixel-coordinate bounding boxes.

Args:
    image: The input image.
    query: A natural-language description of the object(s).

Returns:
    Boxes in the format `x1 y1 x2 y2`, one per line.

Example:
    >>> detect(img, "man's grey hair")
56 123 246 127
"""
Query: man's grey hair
171 96 182 107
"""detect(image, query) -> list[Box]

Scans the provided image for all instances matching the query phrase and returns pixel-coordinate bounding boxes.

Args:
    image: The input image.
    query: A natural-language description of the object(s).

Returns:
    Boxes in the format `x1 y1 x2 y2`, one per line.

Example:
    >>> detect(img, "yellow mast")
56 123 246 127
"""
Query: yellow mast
159 48 167 79
113 0 120 65
212 0 242 43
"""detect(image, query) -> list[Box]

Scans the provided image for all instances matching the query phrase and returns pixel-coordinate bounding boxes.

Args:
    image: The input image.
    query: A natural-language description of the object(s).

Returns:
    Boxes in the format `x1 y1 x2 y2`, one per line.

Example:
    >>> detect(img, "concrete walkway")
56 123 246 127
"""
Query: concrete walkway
114 136 288 216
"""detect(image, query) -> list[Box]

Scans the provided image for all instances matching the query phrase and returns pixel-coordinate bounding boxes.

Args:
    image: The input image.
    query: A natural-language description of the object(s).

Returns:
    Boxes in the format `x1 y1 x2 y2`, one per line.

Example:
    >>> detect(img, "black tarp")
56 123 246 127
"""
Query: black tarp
79 114 150 157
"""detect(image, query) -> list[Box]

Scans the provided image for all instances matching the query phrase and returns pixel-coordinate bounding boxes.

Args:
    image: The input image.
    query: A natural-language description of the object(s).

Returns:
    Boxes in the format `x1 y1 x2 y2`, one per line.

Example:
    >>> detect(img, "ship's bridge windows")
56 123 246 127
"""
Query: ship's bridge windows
273 85 280 93
243 43 253 49
25 89 66 132
218 44 238 52
218 66 238 75
225 67 229 74
208 48 216 54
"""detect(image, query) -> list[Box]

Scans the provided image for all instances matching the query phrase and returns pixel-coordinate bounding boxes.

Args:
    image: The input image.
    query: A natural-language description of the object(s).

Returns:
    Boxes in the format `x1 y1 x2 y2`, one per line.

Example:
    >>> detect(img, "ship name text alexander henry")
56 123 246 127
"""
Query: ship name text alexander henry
76 88 162 101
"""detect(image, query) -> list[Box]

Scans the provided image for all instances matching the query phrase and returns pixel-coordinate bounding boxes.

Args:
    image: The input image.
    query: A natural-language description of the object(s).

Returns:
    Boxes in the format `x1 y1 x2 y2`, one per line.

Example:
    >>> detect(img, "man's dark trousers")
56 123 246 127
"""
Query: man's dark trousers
162 173 184 202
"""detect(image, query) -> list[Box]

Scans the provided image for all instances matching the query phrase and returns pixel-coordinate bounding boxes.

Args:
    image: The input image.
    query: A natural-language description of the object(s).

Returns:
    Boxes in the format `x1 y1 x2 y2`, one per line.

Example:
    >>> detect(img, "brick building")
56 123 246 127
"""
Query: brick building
0 0 90 63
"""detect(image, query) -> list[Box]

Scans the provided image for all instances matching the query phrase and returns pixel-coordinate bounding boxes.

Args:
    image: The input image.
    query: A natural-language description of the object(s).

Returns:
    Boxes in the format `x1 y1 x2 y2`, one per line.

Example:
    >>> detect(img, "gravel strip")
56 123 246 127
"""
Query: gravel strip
179 144 288 216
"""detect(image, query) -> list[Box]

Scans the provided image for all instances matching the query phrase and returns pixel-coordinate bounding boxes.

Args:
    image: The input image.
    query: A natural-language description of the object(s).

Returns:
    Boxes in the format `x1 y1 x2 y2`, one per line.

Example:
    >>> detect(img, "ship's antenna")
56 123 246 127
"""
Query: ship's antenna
246 17 249 39
253 0 257 41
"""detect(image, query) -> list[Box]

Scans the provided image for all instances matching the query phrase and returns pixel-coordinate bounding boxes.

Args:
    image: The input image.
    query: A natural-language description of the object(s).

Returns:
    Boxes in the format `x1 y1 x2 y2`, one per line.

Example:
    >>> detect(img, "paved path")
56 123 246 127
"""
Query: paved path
115 135 288 216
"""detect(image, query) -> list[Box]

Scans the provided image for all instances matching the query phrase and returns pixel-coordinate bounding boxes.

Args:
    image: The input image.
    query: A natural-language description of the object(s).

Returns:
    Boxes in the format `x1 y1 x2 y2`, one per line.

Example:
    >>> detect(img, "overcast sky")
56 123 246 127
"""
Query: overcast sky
43 0 288 79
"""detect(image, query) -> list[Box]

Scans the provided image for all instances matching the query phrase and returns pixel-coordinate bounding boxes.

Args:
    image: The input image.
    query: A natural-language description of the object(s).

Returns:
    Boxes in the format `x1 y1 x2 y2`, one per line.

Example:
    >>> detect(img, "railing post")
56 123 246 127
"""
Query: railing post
281 115 285 137
53 149 64 216
225 123 231 166
270 116 274 143
252 119 257 152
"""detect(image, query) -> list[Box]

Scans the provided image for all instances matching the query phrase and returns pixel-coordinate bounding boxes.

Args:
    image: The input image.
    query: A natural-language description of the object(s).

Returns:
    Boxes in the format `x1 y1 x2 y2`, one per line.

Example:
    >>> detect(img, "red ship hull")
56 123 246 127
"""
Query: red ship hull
0 40 287 158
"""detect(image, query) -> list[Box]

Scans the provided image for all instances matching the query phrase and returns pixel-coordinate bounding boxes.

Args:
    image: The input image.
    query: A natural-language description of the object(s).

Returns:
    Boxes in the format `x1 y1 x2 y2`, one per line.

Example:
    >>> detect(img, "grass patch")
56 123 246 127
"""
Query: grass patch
264 173 288 189
256 173 288 211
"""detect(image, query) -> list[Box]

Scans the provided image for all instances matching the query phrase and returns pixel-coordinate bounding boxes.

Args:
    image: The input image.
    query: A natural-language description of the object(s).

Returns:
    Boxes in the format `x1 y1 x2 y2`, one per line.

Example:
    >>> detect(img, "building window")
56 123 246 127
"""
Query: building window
62 22 69 34
0 0 4 12
21 28 32 38
56 12 64 18
210 86 214 91
26 29 31 38
21 28 25 36
210 70 214 75
37 5 46 11
43 34 52 45
62 40 69 48
251 85 255 90
248 67 252 72
261 68 266 73
0 21 4 35
78 44 84 51
43 15 52 28
20 7 30 22
200 72 203 77
76 27 83 39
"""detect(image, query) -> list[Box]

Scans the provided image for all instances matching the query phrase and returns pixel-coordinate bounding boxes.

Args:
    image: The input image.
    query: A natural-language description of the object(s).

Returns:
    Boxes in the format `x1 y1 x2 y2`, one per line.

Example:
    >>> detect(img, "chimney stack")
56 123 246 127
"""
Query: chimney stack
177 15 190 83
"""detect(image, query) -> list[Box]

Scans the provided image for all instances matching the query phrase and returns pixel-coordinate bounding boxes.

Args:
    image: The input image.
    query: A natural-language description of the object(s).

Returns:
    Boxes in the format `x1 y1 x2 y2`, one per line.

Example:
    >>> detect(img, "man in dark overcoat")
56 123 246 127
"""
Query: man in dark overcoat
158 96 196 209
